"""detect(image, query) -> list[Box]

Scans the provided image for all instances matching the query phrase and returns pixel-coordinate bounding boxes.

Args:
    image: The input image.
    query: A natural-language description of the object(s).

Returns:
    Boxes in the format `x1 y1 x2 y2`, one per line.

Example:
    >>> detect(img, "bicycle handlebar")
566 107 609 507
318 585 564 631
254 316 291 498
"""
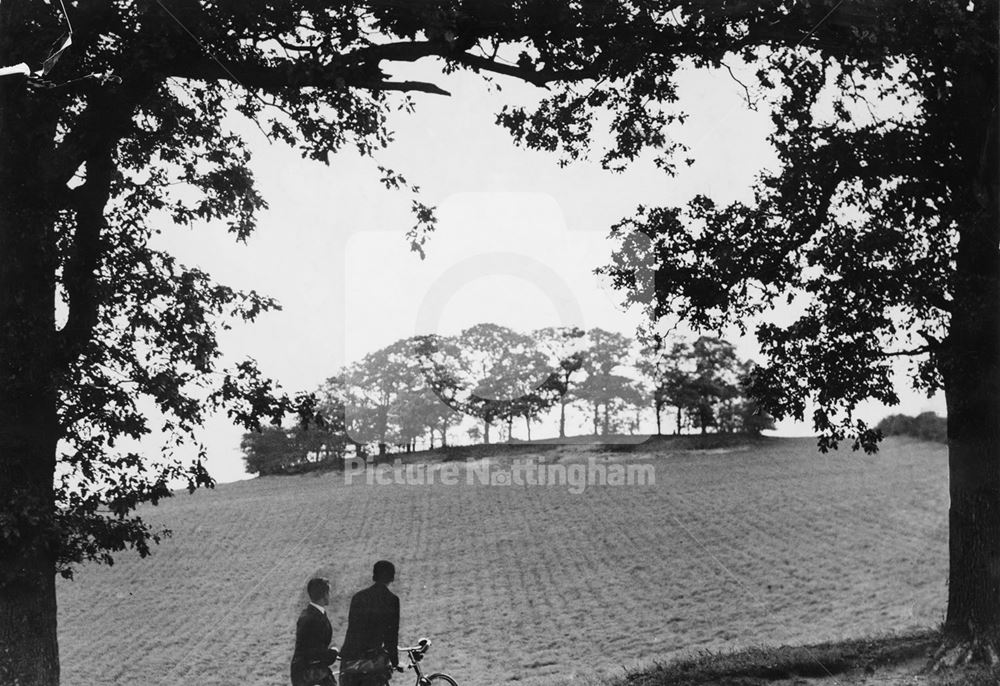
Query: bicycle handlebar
398 637 431 653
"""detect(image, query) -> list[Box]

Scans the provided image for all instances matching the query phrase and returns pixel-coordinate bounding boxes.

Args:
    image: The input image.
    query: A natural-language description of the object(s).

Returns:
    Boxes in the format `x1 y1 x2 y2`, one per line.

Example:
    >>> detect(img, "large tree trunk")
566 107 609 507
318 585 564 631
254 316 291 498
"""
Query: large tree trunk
936 50 1000 663
559 396 567 437
0 64 62 686
940 225 1000 660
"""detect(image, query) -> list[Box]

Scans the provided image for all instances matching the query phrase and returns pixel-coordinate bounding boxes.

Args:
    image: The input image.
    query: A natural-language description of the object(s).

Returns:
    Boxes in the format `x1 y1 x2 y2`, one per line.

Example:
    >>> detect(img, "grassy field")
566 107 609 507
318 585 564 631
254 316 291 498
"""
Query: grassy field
55 436 949 686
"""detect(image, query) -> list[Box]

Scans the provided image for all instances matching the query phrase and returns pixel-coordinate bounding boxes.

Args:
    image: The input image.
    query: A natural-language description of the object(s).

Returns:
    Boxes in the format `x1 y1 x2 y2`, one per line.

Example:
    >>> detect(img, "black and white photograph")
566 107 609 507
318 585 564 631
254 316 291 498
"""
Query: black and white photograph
0 2 997 685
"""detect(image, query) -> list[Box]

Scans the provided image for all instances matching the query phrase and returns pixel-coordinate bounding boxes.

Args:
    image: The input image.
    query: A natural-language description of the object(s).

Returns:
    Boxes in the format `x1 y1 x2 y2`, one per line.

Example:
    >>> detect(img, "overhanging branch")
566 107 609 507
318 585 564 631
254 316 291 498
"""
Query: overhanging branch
168 40 595 96
167 55 452 96
877 346 935 358
58 147 113 368
450 52 600 87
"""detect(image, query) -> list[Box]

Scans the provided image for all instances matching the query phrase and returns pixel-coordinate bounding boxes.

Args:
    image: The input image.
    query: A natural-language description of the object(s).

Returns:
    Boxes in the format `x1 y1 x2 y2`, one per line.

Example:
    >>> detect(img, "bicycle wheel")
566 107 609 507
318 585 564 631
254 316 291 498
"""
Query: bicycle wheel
424 673 458 686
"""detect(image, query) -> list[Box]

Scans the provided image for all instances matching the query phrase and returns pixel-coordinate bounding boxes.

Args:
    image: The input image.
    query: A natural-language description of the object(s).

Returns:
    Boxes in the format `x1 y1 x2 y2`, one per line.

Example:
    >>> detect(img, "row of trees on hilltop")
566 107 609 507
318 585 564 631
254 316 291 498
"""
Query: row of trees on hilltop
240 417 348 476
877 412 947 444
329 324 774 447
241 324 774 472
639 336 775 437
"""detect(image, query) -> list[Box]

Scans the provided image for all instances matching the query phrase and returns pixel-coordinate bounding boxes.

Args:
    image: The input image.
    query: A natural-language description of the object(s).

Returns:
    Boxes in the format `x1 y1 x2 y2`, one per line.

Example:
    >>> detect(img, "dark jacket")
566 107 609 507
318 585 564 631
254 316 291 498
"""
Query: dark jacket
339 583 400 667
290 604 338 685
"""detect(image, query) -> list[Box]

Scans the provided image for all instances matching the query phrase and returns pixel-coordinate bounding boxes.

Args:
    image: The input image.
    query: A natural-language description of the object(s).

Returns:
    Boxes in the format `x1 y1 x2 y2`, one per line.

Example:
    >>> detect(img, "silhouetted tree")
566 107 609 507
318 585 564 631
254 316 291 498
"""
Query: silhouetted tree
241 417 347 475
534 326 587 438
637 337 691 435
878 412 947 443
524 1 997 656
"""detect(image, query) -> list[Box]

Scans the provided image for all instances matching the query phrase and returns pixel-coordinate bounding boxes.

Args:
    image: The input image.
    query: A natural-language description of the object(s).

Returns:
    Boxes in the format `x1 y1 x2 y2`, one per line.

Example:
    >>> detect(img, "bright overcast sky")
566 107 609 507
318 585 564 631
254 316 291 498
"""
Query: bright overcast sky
152 62 946 483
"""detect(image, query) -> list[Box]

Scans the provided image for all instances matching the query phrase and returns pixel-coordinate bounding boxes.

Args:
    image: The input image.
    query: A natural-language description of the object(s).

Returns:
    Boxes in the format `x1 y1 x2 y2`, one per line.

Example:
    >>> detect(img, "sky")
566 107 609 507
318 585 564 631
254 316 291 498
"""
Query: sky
152 62 946 484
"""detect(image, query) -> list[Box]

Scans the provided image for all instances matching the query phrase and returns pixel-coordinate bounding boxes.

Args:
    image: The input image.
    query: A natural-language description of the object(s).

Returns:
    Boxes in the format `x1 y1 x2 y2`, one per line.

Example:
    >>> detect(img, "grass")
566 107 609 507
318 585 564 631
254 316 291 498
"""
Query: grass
615 630 937 684
612 629 1000 685
55 436 950 686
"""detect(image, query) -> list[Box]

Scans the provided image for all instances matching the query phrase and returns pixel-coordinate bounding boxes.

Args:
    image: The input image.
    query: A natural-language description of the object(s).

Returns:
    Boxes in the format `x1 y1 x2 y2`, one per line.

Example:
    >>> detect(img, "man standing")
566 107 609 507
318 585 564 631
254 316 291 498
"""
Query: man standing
339 560 401 686
291 577 340 686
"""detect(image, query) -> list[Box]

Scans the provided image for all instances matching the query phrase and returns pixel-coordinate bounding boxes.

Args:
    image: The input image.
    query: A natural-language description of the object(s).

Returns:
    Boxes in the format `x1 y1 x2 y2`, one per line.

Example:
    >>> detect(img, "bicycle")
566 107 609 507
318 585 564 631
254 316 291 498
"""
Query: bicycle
396 637 458 686
332 637 458 686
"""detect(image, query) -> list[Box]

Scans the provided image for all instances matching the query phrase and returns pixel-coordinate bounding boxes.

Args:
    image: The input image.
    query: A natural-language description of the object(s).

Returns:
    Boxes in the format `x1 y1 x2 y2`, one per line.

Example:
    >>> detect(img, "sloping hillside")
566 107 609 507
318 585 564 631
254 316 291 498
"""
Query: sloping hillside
56 436 948 686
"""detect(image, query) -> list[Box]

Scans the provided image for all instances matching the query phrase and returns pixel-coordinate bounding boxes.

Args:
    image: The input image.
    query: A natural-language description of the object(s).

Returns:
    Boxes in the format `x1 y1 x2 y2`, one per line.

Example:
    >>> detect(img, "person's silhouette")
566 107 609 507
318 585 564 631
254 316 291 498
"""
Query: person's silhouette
290 577 339 686
339 561 400 686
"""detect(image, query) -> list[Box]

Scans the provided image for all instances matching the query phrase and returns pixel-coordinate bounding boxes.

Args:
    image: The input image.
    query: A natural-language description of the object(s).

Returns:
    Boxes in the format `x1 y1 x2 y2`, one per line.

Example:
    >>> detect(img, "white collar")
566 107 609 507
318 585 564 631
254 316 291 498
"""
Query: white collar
309 602 326 615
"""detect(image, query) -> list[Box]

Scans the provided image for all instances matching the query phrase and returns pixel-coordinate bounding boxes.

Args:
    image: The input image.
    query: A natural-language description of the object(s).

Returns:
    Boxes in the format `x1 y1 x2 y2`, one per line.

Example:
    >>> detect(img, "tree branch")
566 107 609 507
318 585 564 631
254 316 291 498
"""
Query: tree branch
450 52 600 87
337 40 446 66
46 82 149 190
169 36 598 98
351 79 450 95
877 346 935 358
59 147 113 367
166 55 452 95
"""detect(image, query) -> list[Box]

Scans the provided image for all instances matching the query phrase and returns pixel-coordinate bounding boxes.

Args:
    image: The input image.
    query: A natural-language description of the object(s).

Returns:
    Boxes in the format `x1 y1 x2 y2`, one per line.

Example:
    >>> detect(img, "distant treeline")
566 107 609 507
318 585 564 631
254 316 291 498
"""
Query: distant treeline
242 324 776 475
877 412 947 443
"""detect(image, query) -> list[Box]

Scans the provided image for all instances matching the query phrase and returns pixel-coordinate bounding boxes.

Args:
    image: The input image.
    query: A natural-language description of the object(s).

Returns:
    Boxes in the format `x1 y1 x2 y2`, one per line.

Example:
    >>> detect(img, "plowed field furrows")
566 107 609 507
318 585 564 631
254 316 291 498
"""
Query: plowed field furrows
56 436 948 686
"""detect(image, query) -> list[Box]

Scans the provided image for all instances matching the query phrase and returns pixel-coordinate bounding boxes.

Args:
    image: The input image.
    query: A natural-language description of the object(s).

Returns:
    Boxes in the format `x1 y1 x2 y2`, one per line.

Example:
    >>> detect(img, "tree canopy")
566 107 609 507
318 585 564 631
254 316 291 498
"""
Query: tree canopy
528 0 997 661
0 3 673 682
1 1 998 683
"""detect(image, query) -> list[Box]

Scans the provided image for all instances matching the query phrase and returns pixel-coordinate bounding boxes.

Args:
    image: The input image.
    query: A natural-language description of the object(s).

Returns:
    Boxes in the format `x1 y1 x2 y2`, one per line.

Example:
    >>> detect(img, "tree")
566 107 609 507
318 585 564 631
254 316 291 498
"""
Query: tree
456 323 547 444
240 426 295 475
324 337 462 454
497 338 554 440
637 336 693 435
0 3 655 682
660 352 699 436
736 398 777 437
507 386 559 441
879 411 947 443
878 413 919 439
570 328 637 436
581 328 632 377
413 333 468 448
241 414 347 475
339 339 424 450
534 326 587 438
686 336 740 435
393 385 460 450
572 372 644 437
637 337 673 435
499 0 997 660
734 361 776 436
640 336 772 436
295 396 349 464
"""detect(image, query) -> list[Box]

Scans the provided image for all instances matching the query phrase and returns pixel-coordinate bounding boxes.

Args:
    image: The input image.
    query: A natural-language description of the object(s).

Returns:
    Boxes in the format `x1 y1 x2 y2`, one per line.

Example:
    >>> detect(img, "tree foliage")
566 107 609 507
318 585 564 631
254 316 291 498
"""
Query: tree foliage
517 2 997 454
3 0 666 589
637 335 774 436
533 326 587 438
240 415 347 475
493 0 997 652
878 412 948 443
316 325 766 445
